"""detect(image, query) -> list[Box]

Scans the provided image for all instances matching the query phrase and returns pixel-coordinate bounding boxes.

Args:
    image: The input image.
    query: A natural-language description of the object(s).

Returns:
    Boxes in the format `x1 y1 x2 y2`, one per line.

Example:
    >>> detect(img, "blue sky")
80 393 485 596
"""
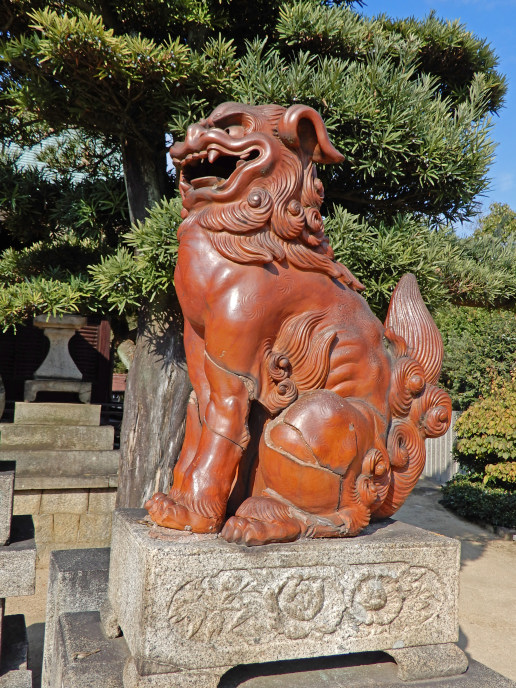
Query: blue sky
360 0 516 225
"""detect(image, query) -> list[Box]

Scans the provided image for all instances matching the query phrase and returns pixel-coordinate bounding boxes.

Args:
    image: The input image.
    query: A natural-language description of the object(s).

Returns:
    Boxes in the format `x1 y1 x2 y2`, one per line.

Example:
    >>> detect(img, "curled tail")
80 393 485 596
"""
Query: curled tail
373 274 452 519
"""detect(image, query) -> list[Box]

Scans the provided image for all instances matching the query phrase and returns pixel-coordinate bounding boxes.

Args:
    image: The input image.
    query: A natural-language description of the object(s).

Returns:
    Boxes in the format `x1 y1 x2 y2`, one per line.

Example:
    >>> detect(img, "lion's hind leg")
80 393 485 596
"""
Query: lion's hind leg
222 496 303 546
221 493 365 546
222 390 384 546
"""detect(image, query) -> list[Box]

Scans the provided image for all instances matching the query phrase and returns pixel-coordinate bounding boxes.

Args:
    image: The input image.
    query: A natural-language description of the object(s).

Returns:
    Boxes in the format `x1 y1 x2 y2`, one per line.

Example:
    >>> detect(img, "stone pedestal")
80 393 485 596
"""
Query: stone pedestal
24 379 92 403
106 509 469 687
0 462 36 686
24 314 92 402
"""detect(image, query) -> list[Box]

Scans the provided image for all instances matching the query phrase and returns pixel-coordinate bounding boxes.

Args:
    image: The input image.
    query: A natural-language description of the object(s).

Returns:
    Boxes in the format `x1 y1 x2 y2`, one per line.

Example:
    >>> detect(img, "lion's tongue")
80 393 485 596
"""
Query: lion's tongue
191 176 224 189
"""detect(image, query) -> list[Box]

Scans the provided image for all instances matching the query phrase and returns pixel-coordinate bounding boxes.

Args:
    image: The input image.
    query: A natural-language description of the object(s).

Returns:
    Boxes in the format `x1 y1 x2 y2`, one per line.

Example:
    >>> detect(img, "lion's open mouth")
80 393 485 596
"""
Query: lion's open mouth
178 147 260 190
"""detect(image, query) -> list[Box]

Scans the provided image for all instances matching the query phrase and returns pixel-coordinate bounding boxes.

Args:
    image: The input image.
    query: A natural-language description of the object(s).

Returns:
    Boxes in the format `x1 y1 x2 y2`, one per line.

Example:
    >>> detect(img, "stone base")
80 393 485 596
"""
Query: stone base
24 379 92 403
108 509 467 684
50 609 516 688
0 424 114 451
0 615 32 688
42 548 111 688
53 611 128 688
0 516 36 598
13 402 101 426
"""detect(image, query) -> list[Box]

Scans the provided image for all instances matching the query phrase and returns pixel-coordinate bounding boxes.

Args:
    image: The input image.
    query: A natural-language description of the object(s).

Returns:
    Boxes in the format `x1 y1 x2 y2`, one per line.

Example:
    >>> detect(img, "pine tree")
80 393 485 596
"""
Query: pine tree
0 0 507 504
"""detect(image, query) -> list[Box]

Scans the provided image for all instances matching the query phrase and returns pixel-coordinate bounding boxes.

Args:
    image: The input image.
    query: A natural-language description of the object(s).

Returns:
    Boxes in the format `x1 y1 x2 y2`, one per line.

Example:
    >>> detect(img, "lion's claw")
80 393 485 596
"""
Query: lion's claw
221 514 302 546
145 492 221 533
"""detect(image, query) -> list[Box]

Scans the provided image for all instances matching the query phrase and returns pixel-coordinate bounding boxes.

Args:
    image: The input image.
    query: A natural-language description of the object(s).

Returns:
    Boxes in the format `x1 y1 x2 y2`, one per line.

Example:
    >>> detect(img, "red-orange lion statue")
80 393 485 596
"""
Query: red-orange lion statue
145 102 451 546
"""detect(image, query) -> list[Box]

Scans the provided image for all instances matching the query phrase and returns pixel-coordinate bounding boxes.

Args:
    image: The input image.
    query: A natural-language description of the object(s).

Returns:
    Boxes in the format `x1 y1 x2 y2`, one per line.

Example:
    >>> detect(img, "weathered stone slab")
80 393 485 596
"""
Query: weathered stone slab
13 402 101 427
24 379 92 403
123 656 516 688
51 611 128 688
0 424 114 451
41 548 111 688
4 450 119 490
0 462 15 546
108 510 463 680
43 606 516 688
0 516 36 598
0 614 32 687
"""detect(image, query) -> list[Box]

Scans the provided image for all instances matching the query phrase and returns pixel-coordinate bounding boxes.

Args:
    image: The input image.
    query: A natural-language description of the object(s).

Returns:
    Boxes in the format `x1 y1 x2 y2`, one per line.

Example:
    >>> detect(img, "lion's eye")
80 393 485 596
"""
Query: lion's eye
225 125 245 138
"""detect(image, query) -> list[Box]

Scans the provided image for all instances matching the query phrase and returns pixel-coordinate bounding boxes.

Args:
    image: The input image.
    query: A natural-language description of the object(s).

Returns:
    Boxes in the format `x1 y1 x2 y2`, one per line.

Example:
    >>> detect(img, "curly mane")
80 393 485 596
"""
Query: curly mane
178 106 364 291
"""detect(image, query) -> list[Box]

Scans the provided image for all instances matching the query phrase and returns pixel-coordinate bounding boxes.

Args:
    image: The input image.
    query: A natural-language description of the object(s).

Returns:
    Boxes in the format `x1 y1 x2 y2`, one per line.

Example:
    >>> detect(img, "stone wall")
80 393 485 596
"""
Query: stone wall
13 487 117 566
1 402 119 566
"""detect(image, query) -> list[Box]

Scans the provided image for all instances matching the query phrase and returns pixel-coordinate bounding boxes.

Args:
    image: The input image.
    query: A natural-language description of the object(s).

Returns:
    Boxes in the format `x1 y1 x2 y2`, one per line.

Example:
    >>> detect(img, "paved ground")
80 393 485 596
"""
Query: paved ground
5 478 516 687
394 478 516 682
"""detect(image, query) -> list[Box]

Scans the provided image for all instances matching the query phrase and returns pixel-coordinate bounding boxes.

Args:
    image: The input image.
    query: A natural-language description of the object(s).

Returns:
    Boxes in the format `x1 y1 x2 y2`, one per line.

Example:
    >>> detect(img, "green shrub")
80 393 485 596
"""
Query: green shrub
484 462 516 489
441 474 516 528
435 306 516 411
453 379 516 477
442 378 516 527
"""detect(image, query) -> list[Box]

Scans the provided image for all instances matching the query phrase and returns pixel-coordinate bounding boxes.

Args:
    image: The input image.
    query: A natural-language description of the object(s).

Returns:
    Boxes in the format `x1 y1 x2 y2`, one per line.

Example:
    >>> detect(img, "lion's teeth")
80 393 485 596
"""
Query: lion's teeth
207 149 219 163
236 160 246 168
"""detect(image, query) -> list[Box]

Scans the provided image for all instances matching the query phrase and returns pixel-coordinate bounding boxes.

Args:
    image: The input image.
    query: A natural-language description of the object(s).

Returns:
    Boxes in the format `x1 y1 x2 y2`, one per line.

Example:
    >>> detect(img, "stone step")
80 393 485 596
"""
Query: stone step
48 609 516 688
54 611 128 688
0 424 114 451
0 614 32 687
0 515 36 598
42 548 111 688
1 450 120 490
0 461 15 546
13 402 101 427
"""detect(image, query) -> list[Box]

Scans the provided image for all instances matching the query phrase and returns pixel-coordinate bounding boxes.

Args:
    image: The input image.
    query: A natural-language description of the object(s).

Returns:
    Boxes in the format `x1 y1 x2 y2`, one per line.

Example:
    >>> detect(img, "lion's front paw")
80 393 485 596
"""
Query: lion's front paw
145 491 221 533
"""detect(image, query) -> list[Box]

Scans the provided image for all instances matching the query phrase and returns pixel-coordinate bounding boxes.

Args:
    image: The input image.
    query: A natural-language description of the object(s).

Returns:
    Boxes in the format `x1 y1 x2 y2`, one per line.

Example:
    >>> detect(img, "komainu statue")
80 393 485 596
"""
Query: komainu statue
145 102 452 545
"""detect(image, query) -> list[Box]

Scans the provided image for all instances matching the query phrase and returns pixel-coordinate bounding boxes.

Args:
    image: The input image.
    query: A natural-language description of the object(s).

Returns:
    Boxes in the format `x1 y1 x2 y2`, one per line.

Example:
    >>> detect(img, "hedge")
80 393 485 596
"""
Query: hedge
441 474 516 529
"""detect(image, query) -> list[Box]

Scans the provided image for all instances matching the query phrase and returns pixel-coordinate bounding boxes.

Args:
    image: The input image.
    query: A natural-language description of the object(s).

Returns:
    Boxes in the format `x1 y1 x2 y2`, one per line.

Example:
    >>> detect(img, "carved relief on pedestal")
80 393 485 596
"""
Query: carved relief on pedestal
167 564 444 644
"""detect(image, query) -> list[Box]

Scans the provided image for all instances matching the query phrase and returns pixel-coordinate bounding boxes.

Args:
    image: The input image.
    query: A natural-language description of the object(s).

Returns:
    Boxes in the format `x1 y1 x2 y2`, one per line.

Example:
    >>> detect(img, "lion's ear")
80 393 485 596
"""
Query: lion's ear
277 105 344 164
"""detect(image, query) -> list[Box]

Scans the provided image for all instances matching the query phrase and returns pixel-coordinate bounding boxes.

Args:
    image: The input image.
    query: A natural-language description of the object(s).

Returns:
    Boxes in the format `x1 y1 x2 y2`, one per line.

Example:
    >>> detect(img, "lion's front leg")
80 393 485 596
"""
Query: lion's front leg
169 320 207 494
145 352 252 533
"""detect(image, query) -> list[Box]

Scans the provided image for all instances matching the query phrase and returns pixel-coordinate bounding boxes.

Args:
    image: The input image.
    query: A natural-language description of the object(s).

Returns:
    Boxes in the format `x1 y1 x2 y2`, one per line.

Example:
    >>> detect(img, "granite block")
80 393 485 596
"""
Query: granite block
0 614 32 688
41 547 111 688
32 514 54 544
77 513 112 544
0 516 36 598
0 462 15 546
53 611 128 688
108 510 463 679
24 379 91 403
12 490 41 517
41 574 515 688
13 402 101 426
388 644 469 681
41 489 89 514
0 424 114 451
4 449 119 490
53 513 80 545
88 489 117 513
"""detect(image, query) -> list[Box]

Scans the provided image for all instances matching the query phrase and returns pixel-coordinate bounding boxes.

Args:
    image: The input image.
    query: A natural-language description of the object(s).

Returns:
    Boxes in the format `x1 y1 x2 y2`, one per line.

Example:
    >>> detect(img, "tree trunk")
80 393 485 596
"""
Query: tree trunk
116 136 190 507
116 296 191 507
121 135 167 225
